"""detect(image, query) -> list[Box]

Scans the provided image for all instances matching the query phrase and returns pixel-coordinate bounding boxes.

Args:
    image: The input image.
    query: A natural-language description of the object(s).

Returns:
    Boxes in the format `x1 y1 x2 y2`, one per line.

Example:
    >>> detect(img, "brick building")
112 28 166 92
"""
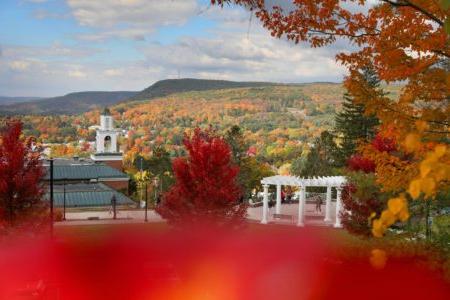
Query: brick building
42 108 134 208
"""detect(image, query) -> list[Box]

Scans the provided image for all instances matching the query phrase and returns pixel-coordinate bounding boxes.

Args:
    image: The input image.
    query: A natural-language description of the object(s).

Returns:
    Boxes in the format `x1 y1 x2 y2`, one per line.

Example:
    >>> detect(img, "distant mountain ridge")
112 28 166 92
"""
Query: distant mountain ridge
1 79 348 116
128 78 275 102
0 79 277 115
0 91 137 115
0 96 42 105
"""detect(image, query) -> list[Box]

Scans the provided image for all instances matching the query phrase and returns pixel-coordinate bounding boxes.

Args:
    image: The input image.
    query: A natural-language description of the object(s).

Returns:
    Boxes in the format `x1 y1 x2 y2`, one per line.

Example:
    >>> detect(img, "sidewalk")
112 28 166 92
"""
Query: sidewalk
55 209 164 226
56 203 337 227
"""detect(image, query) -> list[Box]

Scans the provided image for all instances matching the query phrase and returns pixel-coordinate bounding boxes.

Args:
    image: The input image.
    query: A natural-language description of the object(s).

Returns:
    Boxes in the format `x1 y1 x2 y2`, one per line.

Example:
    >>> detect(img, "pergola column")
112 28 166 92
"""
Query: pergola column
275 184 282 214
297 186 305 227
261 184 269 224
334 187 343 228
324 185 332 222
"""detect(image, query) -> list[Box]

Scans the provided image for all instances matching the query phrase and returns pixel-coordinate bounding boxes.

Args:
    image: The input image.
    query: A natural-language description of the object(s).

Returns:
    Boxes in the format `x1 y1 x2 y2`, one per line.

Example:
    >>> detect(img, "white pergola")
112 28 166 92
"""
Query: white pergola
260 175 347 228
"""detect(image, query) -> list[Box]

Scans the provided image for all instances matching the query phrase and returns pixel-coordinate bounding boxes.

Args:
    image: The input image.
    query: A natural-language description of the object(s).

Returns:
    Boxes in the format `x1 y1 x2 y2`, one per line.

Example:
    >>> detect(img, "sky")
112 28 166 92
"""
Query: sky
0 0 349 97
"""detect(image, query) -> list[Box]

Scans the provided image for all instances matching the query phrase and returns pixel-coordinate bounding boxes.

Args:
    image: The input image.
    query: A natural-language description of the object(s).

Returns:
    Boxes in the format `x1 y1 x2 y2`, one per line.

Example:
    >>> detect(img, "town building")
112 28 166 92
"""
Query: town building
90 107 124 171
43 108 134 209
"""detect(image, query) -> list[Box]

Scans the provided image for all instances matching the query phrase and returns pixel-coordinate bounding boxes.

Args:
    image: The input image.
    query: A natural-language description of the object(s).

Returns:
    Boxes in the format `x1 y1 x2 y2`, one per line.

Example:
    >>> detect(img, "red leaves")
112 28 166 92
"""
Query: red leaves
156 128 245 227
346 133 396 174
347 154 376 173
0 120 46 229
371 133 396 153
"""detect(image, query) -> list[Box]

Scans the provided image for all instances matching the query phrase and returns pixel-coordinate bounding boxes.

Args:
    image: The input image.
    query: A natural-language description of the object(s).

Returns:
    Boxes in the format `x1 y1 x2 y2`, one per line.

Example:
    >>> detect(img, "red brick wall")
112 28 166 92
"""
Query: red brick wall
104 160 123 171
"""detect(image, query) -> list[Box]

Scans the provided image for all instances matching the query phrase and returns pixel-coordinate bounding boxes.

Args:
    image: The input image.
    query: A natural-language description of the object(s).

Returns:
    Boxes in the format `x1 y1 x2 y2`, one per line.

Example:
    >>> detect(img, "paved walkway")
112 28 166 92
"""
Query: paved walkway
55 203 338 227
55 210 164 226
247 202 338 226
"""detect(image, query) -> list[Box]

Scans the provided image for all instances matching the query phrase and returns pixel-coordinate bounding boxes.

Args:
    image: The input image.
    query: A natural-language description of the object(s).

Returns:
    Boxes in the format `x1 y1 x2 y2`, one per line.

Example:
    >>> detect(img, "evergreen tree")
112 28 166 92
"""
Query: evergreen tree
225 125 274 199
292 131 337 177
334 67 381 166
225 125 247 165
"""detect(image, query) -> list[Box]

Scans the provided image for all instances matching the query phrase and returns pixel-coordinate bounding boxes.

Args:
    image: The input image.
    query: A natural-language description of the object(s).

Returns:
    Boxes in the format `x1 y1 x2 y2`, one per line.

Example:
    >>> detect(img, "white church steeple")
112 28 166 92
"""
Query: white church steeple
95 108 118 153
91 107 123 169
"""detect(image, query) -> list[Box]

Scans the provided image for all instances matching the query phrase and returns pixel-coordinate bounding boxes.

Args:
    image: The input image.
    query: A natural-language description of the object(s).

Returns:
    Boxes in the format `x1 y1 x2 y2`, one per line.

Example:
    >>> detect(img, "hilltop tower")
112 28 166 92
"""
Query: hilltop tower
91 108 123 170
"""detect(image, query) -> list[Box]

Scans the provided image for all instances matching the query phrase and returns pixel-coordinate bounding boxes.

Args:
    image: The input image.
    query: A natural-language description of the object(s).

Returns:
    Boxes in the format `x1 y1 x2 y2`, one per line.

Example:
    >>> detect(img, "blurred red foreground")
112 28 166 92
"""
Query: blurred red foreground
0 225 448 300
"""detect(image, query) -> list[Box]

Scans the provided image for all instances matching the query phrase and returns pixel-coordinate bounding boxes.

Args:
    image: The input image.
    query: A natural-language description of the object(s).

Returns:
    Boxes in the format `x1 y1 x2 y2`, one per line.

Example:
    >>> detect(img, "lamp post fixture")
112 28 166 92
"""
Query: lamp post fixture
153 176 159 207
63 179 66 221
48 158 54 237
139 157 144 207
111 194 117 220
144 181 148 222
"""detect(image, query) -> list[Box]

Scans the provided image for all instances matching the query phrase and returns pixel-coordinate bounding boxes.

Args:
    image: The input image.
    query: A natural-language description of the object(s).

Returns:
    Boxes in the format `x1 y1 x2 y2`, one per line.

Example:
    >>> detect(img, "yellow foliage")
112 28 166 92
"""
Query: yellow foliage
372 219 386 238
387 196 407 215
370 249 387 270
408 179 422 199
404 133 421 152
372 194 410 237
415 120 429 132
407 144 449 200
278 163 291 176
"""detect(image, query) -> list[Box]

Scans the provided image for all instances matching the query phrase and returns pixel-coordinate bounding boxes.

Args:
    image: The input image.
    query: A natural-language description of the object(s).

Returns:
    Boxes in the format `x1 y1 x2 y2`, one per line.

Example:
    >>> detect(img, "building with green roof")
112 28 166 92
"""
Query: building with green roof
43 158 133 208
45 183 134 208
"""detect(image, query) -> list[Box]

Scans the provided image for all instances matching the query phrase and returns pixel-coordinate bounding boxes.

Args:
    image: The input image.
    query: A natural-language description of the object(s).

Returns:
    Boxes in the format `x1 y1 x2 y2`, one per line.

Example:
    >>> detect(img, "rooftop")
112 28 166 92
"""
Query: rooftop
42 157 94 166
45 183 134 208
43 162 129 181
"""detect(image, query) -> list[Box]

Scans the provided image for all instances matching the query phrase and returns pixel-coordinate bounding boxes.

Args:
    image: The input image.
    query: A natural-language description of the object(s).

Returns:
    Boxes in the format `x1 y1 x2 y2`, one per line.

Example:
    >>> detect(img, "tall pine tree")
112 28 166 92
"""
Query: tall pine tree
334 67 381 167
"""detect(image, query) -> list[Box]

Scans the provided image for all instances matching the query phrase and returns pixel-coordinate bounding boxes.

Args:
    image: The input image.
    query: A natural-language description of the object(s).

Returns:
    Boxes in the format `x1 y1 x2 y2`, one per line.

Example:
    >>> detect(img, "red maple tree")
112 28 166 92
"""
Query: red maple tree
341 133 396 236
347 154 376 174
156 128 246 227
0 120 46 231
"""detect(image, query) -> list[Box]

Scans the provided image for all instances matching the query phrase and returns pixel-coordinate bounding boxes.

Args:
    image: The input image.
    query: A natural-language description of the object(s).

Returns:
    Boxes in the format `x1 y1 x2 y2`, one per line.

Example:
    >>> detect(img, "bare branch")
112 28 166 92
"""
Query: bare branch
381 0 444 26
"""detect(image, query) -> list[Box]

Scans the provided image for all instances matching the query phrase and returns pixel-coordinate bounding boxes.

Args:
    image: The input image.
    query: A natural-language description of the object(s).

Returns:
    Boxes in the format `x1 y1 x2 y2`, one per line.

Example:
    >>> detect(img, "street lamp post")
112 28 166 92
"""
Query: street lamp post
139 156 144 208
48 158 54 237
153 177 159 207
63 179 66 221
144 181 148 222
112 194 117 220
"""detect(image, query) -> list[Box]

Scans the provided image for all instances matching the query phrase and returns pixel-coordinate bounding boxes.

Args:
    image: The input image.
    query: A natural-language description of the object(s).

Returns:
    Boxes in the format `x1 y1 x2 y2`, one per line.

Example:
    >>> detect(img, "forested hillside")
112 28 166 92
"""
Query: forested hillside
1 83 402 168
0 91 137 115
0 96 42 105
127 78 274 101
0 79 273 115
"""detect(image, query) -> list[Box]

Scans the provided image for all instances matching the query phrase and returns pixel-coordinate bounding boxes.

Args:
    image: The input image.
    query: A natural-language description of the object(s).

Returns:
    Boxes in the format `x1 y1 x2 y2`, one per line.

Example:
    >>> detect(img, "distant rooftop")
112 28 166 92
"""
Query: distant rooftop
42 157 94 166
44 183 134 208
91 152 123 157
42 161 129 181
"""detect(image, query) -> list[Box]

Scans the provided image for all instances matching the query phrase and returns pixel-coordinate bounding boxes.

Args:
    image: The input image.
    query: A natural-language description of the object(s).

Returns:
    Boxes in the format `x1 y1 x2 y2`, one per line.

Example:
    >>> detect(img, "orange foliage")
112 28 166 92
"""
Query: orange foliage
212 0 450 236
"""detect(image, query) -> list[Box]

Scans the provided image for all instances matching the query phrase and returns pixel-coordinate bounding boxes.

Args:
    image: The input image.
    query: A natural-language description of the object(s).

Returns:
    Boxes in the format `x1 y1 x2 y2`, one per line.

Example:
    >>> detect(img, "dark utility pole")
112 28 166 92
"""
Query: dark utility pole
145 181 148 222
112 194 117 220
63 179 66 221
49 158 54 237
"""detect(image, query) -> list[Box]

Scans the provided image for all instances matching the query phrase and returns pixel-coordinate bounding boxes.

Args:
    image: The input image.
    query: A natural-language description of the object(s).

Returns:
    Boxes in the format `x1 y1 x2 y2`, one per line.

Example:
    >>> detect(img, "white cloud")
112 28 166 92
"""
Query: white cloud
77 28 150 41
9 60 32 71
68 69 87 78
104 68 123 76
67 0 198 40
0 2 349 97
137 20 346 84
